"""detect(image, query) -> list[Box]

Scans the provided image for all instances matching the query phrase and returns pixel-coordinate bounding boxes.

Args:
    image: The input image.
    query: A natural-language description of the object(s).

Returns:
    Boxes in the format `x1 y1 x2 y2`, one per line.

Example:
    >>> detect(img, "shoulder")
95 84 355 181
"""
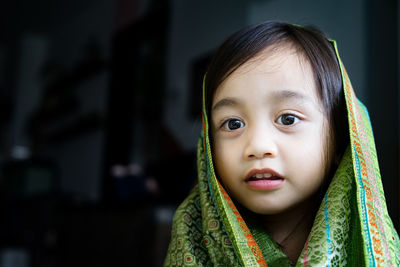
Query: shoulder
173 187 201 220
164 187 241 267
164 187 209 266
170 187 203 240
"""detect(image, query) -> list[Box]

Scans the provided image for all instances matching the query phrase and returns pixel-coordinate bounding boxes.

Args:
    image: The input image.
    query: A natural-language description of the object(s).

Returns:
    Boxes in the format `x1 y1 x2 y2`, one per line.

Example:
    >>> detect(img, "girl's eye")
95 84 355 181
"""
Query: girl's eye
276 114 300 126
223 119 245 130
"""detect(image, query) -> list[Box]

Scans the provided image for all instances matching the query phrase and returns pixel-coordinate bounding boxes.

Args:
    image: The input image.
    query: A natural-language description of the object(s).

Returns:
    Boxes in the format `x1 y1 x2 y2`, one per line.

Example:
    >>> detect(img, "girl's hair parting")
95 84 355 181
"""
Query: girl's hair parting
205 21 348 171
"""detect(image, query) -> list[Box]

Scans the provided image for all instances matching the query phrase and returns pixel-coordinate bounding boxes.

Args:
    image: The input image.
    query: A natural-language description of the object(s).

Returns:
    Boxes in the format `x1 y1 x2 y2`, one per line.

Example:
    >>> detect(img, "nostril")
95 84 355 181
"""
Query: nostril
247 151 275 159
244 138 278 159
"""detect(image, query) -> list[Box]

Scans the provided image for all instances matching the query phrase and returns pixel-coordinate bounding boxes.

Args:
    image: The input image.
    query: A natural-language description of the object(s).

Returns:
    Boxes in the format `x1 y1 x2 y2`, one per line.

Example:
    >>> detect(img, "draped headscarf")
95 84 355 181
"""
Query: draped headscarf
164 37 400 266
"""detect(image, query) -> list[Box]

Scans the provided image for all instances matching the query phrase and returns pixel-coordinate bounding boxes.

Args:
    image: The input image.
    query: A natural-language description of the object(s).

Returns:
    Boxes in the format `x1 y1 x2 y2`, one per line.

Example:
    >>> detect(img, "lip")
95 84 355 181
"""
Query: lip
245 168 283 180
245 168 284 190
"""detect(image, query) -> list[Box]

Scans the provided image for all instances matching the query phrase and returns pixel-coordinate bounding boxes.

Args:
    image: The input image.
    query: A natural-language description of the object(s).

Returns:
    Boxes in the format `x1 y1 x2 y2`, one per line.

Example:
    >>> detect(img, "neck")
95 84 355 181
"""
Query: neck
260 198 318 264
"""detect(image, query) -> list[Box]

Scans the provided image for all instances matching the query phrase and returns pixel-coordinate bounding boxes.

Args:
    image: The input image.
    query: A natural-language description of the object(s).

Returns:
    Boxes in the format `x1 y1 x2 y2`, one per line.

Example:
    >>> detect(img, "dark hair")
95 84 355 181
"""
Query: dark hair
205 21 348 172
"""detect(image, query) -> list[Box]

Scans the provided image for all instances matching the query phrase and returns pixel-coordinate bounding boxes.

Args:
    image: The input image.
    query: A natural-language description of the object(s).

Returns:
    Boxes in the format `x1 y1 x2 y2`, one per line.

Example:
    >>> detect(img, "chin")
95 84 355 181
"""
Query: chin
245 204 286 216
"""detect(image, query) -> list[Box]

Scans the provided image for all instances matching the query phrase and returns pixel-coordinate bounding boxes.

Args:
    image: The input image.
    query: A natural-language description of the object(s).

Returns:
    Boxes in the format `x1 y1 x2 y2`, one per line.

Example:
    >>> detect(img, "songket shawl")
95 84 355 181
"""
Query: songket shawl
164 40 400 266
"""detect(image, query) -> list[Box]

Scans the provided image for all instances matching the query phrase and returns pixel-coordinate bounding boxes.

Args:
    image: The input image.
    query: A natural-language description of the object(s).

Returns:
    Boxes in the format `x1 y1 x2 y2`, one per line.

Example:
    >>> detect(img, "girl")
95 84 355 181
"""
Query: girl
164 22 400 266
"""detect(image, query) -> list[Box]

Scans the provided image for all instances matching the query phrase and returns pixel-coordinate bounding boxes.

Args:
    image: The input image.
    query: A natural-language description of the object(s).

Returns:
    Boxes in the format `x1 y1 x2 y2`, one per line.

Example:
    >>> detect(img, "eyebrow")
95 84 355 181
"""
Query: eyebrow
212 97 240 112
212 89 312 111
272 90 312 103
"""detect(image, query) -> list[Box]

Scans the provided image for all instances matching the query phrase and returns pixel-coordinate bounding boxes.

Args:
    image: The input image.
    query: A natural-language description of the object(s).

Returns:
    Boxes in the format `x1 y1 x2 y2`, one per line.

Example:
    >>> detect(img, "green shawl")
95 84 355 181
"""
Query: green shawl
164 40 400 266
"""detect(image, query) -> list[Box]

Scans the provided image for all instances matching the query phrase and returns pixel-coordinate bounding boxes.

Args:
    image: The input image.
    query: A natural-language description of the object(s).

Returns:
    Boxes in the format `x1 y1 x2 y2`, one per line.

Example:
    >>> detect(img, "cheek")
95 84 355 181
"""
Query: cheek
213 139 231 167
286 122 327 176
212 138 240 180
306 122 330 184
306 119 327 157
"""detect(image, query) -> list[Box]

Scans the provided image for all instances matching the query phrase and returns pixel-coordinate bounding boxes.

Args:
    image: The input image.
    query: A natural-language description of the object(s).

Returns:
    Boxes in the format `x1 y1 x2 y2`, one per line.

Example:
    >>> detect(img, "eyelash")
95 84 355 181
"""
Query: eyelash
220 118 245 131
220 113 302 131
275 113 302 126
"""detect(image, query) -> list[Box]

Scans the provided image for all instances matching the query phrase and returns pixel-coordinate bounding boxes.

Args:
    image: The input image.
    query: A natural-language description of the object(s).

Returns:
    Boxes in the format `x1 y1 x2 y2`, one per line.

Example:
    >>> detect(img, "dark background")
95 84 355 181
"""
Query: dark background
0 0 398 266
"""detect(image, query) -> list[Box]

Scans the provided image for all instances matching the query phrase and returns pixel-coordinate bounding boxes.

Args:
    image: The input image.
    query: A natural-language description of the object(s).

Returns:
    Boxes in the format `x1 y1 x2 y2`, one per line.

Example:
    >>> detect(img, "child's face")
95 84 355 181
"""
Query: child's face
211 46 331 215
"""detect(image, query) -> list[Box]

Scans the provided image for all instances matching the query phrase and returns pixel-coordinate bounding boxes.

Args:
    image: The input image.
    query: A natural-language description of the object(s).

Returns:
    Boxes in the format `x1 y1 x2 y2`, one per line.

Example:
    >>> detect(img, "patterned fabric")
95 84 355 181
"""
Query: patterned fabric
164 40 400 266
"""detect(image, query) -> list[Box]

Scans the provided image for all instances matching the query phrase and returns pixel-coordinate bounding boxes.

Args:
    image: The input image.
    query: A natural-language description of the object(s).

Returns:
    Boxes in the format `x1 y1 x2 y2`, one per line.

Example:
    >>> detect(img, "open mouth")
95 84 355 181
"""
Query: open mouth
245 168 284 189
245 168 283 181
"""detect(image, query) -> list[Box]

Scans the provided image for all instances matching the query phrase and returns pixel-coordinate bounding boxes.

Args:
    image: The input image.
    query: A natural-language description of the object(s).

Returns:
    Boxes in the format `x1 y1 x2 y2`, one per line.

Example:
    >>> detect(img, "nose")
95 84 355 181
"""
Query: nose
244 126 278 159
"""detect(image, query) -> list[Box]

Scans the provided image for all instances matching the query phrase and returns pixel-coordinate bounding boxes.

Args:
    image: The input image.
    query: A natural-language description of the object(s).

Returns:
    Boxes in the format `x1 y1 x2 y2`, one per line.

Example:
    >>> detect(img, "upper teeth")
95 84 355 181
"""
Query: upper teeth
254 173 272 179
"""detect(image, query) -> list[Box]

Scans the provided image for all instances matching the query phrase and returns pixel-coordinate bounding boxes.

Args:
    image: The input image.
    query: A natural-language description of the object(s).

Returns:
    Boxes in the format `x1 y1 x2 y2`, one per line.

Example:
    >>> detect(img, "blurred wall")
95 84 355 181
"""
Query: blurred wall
7 0 113 202
365 0 399 225
39 0 113 202
164 0 247 150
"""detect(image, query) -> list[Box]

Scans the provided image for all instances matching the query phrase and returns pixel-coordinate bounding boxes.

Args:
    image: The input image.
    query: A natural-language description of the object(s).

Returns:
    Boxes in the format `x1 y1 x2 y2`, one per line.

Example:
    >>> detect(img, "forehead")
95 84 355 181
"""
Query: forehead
213 45 320 107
